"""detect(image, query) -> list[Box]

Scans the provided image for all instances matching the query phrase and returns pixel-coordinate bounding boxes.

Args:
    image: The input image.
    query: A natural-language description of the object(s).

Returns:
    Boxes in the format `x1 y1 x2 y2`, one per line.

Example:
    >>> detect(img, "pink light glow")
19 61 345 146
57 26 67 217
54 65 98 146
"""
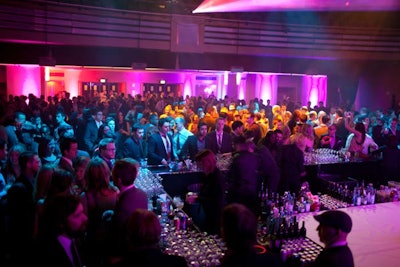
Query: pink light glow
236 73 241 86
302 75 327 107
259 74 278 104
183 76 193 97
64 69 81 97
6 65 41 97
237 73 245 99
44 67 50 82
193 0 400 13
204 84 216 96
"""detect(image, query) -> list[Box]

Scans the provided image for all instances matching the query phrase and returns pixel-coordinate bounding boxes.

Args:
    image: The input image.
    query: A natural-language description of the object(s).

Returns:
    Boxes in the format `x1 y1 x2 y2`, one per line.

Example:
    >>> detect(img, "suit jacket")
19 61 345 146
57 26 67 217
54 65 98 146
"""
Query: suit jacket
180 135 204 160
123 136 146 161
227 150 262 214
115 248 187 267
112 186 148 252
58 157 75 175
221 247 283 267
308 245 354 267
147 132 174 165
114 187 148 225
33 237 83 267
205 131 233 154
256 145 280 193
83 119 101 153
275 144 305 194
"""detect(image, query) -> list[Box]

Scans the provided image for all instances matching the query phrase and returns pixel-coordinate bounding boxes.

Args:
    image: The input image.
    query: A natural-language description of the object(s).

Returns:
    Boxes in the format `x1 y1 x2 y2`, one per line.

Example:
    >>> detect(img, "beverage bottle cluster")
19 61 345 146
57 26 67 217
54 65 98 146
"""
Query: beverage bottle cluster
258 183 314 223
258 183 307 252
328 180 376 206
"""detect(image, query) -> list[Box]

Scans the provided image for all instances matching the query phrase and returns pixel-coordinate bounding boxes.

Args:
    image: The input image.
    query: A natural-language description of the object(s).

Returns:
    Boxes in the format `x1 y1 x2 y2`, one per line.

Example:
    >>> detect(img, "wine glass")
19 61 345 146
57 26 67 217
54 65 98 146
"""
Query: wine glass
168 160 175 172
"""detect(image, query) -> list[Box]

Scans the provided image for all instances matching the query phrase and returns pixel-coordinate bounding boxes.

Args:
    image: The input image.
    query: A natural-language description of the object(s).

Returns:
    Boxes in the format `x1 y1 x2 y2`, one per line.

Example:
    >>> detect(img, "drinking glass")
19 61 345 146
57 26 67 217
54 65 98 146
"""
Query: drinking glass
168 160 175 172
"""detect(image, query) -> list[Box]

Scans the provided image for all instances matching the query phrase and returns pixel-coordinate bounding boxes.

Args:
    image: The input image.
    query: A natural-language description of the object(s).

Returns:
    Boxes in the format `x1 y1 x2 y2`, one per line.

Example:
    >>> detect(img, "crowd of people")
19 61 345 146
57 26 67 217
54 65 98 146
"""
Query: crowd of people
0 90 398 266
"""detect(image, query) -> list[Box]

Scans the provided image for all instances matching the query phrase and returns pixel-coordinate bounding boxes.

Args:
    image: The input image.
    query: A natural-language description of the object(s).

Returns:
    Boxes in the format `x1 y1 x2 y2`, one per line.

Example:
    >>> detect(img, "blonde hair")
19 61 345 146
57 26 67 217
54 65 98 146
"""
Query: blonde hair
290 133 307 152
301 123 315 141
84 158 111 192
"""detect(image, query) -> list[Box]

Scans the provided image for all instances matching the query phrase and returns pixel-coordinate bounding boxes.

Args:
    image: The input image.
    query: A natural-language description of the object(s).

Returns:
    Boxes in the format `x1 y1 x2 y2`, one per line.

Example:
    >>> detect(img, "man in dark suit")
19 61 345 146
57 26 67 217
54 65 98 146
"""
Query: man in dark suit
226 136 262 216
123 126 147 161
318 124 344 150
309 210 354 267
181 122 208 160
205 117 233 155
94 138 116 172
110 158 148 258
34 194 88 267
83 108 103 154
147 118 175 166
58 137 78 175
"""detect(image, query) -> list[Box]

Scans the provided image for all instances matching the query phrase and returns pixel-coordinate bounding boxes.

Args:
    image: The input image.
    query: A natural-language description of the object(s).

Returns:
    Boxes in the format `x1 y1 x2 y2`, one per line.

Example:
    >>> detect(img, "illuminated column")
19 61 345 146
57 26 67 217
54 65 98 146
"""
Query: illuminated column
6 64 41 97
256 73 278 104
130 71 143 96
183 73 194 97
302 75 327 107
220 71 229 99
237 72 245 100
64 69 81 97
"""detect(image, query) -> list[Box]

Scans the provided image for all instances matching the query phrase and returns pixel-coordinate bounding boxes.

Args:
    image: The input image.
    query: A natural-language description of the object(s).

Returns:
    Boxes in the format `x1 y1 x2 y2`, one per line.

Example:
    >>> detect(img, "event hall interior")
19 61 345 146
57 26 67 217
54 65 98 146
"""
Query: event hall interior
1 2 400 267
0 0 399 110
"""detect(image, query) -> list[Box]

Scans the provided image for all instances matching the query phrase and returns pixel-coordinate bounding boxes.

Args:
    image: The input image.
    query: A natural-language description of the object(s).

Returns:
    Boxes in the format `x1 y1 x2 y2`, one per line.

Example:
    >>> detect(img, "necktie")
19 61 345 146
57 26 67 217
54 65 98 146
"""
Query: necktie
217 132 222 150
164 135 171 160
177 133 181 150
70 239 82 267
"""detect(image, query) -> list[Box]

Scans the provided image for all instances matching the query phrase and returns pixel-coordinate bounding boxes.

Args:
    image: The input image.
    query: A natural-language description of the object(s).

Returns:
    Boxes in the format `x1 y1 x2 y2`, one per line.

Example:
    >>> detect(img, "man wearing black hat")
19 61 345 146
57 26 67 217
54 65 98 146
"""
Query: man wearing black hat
309 210 354 267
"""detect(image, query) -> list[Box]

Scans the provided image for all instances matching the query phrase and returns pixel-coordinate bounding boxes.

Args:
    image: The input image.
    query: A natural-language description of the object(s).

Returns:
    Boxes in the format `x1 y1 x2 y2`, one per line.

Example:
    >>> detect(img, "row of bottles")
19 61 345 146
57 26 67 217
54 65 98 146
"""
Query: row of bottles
327 180 376 206
258 182 316 223
258 212 307 252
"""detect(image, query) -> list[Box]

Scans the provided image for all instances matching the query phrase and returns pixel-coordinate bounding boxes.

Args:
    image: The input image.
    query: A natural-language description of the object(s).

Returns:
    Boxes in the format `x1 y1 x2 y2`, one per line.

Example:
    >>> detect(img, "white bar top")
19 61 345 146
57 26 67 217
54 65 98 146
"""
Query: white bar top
296 202 400 267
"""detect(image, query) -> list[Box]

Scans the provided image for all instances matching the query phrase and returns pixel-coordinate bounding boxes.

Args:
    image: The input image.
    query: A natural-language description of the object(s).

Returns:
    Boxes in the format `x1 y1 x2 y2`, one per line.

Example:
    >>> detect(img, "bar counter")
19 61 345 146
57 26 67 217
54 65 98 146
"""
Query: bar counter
147 165 206 199
296 202 400 267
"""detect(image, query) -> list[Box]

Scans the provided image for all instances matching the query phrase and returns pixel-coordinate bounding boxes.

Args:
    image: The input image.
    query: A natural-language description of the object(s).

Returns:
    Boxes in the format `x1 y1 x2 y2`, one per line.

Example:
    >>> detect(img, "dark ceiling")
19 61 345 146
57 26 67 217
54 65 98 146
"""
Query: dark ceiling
44 0 400 28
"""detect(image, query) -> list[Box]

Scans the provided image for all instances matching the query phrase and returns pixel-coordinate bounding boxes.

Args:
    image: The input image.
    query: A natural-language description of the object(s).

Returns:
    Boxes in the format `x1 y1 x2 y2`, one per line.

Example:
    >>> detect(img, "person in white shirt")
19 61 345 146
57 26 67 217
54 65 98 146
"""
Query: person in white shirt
172 116 193 160
345 118 378 157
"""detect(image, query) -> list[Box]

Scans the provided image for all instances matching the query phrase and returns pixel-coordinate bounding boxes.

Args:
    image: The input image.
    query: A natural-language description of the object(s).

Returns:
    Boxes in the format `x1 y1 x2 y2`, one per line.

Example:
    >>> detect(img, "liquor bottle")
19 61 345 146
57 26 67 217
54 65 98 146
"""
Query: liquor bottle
279 217 287 240
259 183 267 221
286 192 294 214
269 230 278 251
362 187 368 205
369 185 376 204
267 211 276 235
293 216 299 238
292 193 298 214
343 185 351 204
299 221 307 238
